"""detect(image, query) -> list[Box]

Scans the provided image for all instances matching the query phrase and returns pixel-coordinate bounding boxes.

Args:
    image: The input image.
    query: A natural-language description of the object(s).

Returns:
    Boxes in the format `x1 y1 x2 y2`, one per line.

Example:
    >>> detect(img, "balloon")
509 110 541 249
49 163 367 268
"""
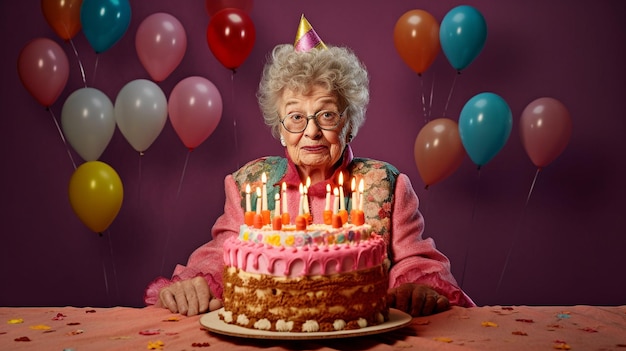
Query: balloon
17 38 69 107
414 118 465 188
393 9 440 75
114 79 168 153
168 76 223 150
41 0 83 40
205 0 253 16
459 92 512 168
135 12 187 82
80 0 131 53
206 8 256 71
520 97 572 169
69 161 123 233
61 87 115 161
440 5 487 71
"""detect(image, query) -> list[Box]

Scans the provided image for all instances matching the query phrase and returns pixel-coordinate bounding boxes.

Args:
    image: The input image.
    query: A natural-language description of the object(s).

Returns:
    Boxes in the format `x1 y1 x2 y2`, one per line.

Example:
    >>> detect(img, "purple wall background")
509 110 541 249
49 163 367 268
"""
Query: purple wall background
1 1 624 308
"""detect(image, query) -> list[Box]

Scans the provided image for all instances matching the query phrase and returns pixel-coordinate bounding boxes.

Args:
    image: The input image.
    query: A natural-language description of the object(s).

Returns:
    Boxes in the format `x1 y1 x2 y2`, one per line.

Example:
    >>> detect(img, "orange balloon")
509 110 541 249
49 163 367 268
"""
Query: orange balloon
414 118 465 188
393 9 441 75
41 0 83 41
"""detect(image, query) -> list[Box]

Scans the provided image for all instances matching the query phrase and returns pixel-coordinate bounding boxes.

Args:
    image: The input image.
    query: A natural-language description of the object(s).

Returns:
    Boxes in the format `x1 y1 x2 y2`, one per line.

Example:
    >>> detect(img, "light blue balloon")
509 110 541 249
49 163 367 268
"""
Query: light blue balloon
80 0 131 53
458 92 512 168
439 5 487 71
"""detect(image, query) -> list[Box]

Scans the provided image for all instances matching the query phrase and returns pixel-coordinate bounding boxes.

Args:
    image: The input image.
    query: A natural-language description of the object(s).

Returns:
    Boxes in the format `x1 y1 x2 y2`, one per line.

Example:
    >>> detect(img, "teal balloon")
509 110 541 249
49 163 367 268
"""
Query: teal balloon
80 0 131 53
439 5 487 71
458 92 512 168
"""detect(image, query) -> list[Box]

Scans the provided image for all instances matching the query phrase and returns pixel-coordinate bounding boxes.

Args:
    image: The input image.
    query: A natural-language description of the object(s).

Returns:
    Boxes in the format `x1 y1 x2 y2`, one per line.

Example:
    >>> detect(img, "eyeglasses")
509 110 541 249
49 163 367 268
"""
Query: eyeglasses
280 108 346 133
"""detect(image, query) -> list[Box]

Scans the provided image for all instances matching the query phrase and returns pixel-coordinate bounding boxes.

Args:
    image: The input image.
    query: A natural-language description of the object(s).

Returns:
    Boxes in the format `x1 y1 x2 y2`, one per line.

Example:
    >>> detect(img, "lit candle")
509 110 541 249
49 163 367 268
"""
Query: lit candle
338 172 345 211
245 183 251 212
333 187 339 214
261 172 268 211
303 185 309 214
256 187 262 214
298 183 304 215
325 184 331 211
281 182 288 213
351 177 358 211
358 179 364 211
274 193 281 218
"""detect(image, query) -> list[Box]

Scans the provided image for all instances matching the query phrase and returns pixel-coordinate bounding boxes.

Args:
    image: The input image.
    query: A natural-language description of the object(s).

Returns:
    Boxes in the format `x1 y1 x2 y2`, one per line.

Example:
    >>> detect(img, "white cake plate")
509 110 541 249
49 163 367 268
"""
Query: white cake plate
200 308 412 340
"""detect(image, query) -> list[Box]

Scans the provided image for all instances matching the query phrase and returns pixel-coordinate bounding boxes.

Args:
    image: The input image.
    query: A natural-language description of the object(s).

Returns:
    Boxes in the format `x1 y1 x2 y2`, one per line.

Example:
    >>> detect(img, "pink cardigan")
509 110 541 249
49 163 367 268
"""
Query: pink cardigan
145 159 475 308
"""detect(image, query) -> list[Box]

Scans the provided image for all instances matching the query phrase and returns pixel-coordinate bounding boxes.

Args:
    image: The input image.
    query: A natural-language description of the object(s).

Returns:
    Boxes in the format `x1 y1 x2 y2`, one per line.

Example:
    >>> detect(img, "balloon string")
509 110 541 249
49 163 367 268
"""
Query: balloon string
428 72 435 121
231 72 240 170
92 54 100 87
47 107 77 170
68 38 87 88
459 168 481 288
496 168 541 296
137 153 143 205
176 150 192 200
443 71 460 118
419 75 428 124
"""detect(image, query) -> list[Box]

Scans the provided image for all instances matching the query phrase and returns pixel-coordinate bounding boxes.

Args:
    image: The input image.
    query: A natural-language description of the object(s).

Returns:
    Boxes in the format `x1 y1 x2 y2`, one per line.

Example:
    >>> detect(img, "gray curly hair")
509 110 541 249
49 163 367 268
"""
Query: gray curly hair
257 44 370 141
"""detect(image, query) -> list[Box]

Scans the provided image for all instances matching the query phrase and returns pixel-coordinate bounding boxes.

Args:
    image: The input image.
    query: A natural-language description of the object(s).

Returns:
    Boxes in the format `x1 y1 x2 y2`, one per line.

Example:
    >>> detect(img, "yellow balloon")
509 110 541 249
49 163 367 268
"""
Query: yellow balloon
68 161 124 233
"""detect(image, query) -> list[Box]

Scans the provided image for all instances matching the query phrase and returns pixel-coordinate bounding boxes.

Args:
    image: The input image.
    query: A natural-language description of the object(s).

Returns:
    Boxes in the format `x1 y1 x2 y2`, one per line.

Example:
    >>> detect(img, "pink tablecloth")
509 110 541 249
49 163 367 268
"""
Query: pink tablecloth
1 305 625 350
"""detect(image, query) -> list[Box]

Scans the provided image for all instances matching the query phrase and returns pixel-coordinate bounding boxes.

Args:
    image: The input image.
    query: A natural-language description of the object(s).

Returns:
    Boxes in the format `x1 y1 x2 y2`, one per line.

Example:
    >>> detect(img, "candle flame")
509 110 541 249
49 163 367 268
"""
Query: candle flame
282 182 286 191
326 183 331 193
338 172 343 185
275 193 280 200
299 183 303 194
333 187 339 196
245 183 251 193
306 176 311 187
262 172 267 183
358 179 364 192
256 187 262 196
351 177 356 191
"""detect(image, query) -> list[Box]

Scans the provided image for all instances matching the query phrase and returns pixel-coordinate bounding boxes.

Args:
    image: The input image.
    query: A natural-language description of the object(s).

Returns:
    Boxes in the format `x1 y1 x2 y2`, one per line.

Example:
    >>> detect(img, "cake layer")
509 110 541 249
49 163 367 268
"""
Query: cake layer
223 233 386 277
239 223 374 247
220 265 389 332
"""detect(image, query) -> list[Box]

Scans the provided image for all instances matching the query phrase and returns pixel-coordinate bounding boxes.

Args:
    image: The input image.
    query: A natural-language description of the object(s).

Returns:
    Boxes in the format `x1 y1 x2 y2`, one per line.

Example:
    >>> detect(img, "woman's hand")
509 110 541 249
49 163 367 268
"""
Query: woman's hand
156 276 223 316
386 283 450 317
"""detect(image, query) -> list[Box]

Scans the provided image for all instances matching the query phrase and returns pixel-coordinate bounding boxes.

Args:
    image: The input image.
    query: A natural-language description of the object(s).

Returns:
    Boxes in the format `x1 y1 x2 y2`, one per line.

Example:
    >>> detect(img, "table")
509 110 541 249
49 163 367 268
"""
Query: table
1 305 625 350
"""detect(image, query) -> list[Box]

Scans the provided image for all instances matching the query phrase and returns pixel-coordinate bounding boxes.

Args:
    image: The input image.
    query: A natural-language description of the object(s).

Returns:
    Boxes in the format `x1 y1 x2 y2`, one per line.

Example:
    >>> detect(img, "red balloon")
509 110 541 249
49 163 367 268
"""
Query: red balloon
206 8 255 71
205 0 253 16
41 0 83 40
393 9 441 75
520 97 572 169
17 37 69 107
414 118 465 188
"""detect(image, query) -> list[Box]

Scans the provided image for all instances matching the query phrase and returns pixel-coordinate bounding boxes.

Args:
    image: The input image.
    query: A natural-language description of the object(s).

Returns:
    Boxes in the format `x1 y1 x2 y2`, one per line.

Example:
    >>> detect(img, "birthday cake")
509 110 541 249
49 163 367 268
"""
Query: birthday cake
219 219 390 332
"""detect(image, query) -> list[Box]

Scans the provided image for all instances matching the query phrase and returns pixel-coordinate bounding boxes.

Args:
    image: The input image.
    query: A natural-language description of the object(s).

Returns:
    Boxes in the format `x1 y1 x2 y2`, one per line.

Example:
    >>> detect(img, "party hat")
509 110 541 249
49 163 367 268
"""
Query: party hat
294 14 327 52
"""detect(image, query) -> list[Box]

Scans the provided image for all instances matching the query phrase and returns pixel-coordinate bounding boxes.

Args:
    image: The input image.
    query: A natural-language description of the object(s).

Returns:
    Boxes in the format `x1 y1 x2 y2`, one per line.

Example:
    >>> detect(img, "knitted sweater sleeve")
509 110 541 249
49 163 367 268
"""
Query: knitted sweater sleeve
388 173 475 307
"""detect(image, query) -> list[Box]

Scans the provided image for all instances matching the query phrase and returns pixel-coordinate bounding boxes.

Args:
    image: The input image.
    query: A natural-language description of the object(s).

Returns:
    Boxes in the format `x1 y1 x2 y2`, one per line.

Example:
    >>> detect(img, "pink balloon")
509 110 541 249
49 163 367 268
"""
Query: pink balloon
136 13 187 82
168 76 223 150
520 97 572 169
17 37 69 107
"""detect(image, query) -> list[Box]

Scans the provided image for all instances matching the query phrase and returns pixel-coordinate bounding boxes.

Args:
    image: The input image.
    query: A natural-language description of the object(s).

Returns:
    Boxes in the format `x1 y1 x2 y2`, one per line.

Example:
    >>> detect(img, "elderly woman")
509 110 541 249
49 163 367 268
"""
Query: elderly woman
145 43 474 317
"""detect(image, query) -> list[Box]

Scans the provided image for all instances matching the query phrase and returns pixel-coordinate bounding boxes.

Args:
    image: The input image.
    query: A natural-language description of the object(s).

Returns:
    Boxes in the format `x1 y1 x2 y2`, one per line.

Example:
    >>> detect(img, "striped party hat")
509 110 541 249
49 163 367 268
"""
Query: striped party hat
294 14 327 52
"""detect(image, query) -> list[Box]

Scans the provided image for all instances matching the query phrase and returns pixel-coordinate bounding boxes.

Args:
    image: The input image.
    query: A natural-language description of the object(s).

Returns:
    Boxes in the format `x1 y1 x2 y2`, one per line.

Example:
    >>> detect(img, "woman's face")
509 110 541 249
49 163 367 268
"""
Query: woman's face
278 85 348 180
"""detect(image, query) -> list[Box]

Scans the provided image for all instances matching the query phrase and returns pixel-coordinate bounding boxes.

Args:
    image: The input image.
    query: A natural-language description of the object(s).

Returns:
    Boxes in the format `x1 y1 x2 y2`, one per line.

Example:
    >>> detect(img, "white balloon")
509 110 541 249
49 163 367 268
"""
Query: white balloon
61 87 115 161
114 79 168 153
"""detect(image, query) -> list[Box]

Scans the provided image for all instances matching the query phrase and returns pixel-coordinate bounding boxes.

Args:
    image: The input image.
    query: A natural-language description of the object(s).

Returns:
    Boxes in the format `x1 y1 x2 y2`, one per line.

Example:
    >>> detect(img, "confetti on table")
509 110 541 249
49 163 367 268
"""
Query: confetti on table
29 324 52 330
481 321 498 327
192 342 211 347
52 313 67 320
413 319 430 325
147 340 164 350
502 307 514 310
579 327 598 333
433 337 453 343
553 342 571 350
85 310 96 313
139 329 162 336
515 318 535 323
512 331 528 336
66 329 84 336
110 336 132 340
162 316 180 322
7 318 24 324
67 322 81 326
14 336 31 342
556 312 571 319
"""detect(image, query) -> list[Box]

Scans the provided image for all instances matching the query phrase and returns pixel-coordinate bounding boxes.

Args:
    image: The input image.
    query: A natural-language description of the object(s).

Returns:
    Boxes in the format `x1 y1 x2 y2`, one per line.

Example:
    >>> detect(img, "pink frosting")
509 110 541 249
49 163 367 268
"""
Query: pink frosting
223 234 386 277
